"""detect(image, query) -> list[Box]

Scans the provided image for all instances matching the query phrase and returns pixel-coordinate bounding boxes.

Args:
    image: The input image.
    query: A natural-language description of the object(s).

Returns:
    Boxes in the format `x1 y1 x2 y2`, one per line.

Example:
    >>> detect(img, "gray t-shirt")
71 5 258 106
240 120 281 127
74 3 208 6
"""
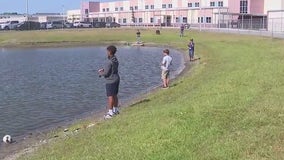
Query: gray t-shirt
161 55 173 71
100 56 120 84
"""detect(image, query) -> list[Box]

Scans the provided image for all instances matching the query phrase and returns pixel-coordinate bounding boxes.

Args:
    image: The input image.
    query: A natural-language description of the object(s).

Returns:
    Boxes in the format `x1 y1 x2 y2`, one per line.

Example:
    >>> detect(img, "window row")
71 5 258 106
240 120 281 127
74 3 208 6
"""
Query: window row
118 18 143 23
103 1 225 12
198 17 212 23
145 5 155 9
188 1 223 7
210 1 224 7
188 2 199 8
130 6 138 11
116 17 212 24
162 4 173 9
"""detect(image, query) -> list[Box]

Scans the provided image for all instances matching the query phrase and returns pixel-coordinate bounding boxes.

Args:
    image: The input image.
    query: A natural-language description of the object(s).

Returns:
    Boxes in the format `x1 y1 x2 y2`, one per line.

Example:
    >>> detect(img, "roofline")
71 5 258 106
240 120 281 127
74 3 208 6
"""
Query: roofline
267 10 284 13
214 12 267 16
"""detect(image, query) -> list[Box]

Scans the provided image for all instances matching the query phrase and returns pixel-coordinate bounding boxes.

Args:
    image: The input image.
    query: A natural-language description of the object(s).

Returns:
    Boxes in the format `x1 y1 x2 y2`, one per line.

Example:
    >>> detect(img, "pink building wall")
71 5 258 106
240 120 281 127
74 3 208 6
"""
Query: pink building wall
228 0 240 13
81 2 100 14
250 0 264 14
89 2 100 12
162 0 173 3
115 1 124 7
81 0 268 25
100 3 109 9
144 0 153 5
129 0 138 6
228 0 264 14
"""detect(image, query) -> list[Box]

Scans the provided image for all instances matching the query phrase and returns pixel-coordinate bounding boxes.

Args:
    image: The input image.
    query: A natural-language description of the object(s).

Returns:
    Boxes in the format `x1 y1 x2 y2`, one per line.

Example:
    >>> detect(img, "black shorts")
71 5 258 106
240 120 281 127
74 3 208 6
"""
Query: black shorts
106 80 120 97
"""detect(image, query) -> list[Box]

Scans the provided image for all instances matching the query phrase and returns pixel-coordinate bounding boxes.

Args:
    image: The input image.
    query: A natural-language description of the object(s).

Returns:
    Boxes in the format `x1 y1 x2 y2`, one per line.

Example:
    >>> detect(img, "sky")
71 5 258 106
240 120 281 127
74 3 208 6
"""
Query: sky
0 0 119 14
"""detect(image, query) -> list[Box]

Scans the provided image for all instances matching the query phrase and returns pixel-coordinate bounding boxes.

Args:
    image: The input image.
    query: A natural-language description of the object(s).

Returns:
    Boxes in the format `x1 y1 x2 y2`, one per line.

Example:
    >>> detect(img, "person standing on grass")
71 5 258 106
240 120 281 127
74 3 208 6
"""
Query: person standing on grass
161 49 173 89
98 45 120 119
180 24 185 37
188 38 195 61
136 29 141 43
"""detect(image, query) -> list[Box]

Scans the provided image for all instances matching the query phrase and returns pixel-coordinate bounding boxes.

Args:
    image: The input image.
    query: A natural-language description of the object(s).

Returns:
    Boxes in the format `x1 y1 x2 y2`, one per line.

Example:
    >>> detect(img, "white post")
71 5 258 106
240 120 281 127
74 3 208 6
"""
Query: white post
218 7 220 29
203 0 206 29
271 18 274 38
199 0 202 31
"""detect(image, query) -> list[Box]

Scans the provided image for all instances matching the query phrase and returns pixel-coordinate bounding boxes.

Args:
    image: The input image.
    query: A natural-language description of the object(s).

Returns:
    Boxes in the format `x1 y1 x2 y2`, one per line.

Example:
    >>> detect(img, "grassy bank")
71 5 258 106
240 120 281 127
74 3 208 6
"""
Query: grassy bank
3 28 283 159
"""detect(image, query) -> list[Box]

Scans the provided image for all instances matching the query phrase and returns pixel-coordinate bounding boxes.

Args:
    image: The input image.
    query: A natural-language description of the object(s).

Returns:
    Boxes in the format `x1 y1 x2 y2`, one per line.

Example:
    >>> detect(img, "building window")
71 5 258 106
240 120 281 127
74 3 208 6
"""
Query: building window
135 6 138 10
162 4 167 8
130 6 133 10
106 8 109 12
115 7 118 11
183 17 188 23
218 1 223 7
210 2 215 7
198 17 204 23
123 18 127 23
139 18 143 23
145 5 149 9
240 0 248 13
175 17 179 23
120 7 124 11
206 17 212 23
151 5 155 9
168 4 173 8
118 19 121 23
102 8 105 12
195 2 200 7
188 3 192 7
150 17 154 23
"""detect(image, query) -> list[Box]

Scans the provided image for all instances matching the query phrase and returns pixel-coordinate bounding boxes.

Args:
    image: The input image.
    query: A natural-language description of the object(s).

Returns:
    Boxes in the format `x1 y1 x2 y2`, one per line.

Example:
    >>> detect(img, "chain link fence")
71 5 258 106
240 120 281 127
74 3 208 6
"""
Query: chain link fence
190 11 284 39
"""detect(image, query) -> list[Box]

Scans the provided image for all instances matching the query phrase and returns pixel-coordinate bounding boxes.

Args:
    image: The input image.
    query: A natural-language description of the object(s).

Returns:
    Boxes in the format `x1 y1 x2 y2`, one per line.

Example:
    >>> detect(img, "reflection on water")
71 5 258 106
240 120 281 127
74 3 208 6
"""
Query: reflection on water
0 46 184 138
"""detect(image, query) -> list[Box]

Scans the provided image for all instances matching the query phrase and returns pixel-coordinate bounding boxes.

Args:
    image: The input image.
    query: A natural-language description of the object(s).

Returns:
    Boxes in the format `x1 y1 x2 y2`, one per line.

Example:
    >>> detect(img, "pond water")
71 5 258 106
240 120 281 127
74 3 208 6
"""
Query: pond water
0 46 184 141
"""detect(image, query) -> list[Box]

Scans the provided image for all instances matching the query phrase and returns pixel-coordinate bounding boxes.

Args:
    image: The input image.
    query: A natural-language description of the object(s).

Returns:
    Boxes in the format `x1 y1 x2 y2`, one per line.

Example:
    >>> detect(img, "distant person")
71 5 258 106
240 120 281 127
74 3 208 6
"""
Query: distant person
161 49 173 88
98 45 120 119
188 39 195 61
136 29 141 43
180 24 185 37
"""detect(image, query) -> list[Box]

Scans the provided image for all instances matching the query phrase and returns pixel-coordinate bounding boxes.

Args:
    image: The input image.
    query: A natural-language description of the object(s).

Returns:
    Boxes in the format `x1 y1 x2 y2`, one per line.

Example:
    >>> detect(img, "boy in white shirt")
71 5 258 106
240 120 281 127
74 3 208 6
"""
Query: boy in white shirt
161 49 173 88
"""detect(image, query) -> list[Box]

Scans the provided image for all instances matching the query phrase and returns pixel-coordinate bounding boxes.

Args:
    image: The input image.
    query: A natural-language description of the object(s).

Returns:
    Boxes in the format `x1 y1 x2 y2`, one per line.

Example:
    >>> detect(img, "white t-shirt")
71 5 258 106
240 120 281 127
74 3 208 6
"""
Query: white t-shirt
161 55 173 71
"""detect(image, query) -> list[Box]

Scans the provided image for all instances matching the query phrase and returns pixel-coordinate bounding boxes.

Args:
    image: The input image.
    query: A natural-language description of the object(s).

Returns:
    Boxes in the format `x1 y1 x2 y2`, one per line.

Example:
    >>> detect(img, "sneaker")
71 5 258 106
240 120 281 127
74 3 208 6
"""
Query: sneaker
113 110 120 115
104 113 113 119
162 86 169 89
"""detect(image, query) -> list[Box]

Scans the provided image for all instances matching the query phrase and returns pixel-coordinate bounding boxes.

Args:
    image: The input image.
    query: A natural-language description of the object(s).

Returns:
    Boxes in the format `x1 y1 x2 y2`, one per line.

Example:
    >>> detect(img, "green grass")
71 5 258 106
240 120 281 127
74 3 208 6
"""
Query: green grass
3 28 283 160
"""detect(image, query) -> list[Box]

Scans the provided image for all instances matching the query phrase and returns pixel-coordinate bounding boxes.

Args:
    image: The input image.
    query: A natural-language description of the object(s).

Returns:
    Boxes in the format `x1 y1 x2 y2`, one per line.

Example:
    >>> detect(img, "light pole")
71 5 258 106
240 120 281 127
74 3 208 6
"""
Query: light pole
26 0 29 21
62 5 65 29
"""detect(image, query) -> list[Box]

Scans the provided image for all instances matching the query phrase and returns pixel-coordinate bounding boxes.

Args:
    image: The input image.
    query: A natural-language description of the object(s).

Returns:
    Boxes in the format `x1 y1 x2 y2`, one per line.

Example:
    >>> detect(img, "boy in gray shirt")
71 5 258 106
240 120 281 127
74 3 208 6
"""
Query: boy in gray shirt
98 45 120 119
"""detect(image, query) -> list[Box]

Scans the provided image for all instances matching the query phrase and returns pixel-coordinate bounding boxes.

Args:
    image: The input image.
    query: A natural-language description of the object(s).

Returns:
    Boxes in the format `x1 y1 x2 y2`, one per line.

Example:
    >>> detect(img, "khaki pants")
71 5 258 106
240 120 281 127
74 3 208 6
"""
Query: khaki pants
161 70 170 79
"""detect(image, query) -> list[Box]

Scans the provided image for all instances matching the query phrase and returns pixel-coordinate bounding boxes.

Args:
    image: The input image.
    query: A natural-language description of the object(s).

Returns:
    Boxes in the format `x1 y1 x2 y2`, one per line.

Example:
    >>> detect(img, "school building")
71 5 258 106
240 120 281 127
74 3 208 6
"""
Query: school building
67 0 284 32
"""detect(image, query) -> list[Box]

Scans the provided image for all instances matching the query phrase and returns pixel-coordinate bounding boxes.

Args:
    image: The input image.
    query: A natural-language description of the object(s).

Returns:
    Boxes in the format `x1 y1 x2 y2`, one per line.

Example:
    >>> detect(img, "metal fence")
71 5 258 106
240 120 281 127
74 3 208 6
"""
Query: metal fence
174 12 284 39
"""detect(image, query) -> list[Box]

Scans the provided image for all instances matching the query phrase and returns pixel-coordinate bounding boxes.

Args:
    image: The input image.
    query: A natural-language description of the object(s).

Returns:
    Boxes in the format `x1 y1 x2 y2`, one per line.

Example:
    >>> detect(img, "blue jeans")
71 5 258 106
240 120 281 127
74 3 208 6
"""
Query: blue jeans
189 50 194 59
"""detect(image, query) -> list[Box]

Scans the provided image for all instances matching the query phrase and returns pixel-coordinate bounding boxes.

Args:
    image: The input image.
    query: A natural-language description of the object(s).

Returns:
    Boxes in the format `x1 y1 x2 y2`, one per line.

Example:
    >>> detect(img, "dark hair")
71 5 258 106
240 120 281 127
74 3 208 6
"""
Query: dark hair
107 45 117 55
163 49 170 55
